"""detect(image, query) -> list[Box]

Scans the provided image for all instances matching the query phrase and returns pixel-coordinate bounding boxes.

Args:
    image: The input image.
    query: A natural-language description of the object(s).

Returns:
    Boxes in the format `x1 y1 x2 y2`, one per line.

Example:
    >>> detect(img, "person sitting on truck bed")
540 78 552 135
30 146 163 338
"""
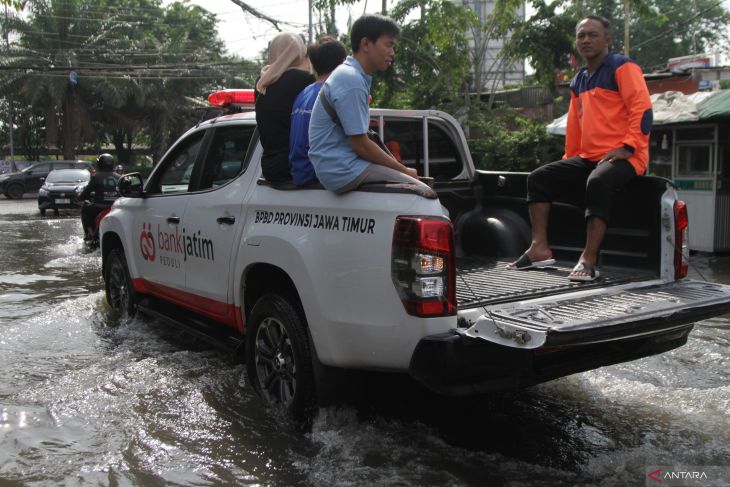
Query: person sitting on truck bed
509 15 653 282
289 36 347 186
307 14 431 195
255 32 315 183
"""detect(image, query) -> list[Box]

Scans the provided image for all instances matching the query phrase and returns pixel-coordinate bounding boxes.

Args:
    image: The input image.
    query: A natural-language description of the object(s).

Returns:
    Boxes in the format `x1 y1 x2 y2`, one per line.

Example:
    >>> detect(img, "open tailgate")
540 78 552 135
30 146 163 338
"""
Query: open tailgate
464 279 730 349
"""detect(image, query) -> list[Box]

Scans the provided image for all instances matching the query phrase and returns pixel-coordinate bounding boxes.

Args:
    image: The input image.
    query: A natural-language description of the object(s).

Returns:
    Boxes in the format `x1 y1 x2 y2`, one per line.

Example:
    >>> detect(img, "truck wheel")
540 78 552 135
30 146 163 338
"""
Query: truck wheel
5 184 23 200
246 294 315 418
104 247 137 316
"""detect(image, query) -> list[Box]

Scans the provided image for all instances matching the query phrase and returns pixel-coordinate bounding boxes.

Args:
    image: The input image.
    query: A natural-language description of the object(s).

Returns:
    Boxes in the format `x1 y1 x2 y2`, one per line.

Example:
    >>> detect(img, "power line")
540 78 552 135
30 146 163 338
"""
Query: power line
632 0 725 51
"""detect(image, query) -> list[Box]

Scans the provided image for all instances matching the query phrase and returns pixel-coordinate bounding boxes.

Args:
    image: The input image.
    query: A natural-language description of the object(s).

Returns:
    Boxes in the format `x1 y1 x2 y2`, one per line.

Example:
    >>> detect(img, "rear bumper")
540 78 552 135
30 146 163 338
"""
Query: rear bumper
409 324 692 396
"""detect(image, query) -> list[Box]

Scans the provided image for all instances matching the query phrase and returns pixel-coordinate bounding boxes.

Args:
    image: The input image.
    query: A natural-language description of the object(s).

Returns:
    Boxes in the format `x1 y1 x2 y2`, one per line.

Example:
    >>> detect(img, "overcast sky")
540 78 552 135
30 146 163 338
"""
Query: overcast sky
176 0 730 65
174 0 386 61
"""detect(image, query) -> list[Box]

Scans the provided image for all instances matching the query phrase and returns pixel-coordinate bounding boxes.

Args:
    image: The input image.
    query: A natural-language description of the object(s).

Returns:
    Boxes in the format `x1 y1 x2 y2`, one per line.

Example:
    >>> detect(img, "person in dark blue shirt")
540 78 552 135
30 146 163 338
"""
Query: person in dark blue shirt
289 36 347 186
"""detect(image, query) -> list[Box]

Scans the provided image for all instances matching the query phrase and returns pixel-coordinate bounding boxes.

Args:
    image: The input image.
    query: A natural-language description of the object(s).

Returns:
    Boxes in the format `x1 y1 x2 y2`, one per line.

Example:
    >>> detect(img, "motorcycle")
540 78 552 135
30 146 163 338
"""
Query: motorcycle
81 199 113 251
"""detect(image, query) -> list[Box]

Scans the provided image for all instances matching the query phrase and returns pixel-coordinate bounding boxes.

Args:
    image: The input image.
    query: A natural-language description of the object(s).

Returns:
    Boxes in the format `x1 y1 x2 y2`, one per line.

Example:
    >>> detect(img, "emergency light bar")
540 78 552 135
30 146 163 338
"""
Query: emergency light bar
208 89 255 108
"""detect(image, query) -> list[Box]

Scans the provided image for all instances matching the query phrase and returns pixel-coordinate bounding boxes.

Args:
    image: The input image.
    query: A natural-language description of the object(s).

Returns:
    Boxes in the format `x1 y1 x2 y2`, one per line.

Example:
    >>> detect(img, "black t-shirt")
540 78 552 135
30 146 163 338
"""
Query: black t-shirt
255 69 314 182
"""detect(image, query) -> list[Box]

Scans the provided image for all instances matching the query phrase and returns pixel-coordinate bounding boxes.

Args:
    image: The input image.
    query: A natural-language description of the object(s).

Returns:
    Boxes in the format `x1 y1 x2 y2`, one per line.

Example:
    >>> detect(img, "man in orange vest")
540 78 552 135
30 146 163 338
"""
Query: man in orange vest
509 15 653 281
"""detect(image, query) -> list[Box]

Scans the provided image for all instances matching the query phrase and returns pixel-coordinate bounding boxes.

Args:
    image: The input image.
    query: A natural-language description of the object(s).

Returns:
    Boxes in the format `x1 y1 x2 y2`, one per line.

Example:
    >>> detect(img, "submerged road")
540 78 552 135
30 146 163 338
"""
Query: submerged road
0 198 728 486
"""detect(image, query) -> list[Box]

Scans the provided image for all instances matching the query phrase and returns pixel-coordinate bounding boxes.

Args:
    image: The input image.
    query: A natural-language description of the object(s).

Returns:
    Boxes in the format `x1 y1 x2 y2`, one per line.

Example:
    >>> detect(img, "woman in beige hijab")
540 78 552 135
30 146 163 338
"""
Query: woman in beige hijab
255 32 314 182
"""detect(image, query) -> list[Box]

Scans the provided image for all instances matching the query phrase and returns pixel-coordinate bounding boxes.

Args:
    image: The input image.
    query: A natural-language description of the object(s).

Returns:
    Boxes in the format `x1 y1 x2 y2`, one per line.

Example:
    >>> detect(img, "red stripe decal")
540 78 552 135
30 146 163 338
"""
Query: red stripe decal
132 278 244 333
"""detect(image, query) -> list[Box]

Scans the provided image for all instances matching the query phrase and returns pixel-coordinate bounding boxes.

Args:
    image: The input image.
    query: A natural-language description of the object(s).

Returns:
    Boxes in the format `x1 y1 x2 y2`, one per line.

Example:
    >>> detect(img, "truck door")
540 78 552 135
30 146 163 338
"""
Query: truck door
181 124 258 329
128 131 205 300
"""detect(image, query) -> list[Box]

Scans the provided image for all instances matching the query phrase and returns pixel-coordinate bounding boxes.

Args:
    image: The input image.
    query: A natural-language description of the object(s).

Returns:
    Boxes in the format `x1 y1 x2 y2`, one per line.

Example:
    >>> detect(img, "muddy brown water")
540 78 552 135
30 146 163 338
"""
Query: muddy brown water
0 199 728 486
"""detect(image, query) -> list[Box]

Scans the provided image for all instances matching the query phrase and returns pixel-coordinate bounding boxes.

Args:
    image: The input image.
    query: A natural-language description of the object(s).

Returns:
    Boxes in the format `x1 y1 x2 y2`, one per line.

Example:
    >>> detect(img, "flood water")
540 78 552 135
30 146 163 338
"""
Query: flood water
0 198 728 486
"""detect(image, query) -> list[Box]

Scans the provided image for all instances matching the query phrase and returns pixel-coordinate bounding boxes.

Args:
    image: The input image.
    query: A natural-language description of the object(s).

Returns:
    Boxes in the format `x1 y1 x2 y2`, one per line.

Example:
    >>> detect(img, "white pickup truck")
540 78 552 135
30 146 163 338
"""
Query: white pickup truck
100 91 730 416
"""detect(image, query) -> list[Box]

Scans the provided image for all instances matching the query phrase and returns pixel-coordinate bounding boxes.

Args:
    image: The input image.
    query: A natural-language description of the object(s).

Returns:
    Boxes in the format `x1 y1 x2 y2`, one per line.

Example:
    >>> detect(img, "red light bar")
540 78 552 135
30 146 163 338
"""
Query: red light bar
208 89 255 107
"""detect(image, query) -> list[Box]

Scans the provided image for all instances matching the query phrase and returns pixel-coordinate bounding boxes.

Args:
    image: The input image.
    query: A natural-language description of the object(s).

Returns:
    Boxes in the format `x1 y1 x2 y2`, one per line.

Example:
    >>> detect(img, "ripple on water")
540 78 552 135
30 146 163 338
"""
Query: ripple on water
297 407 579 486
2 290 294 485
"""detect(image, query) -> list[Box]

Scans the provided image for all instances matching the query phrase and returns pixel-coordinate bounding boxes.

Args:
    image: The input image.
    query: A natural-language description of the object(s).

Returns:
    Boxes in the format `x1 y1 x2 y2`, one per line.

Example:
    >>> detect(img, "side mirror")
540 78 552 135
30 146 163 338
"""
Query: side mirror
118 172 145 197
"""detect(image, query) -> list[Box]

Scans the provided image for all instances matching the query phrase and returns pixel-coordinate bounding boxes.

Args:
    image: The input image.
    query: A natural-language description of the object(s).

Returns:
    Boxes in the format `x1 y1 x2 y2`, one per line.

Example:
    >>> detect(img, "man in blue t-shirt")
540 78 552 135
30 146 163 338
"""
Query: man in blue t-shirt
290 37 347 185
308 14 430 195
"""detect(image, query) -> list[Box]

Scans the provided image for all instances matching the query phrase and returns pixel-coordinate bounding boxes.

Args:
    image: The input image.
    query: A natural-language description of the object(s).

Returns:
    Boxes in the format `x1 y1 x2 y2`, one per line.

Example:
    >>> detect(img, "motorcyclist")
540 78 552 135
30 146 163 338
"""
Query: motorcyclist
79 153 120 241
114 164 124 176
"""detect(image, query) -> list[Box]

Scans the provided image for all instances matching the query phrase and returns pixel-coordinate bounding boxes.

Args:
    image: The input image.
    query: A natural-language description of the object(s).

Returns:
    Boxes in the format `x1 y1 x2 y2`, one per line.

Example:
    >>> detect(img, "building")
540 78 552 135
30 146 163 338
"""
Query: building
454 0 526 91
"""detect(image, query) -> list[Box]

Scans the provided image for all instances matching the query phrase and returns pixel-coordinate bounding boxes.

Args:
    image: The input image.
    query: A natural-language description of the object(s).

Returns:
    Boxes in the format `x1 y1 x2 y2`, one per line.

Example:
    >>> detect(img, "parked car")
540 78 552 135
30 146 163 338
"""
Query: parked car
37 169 90 216
0 160 93 199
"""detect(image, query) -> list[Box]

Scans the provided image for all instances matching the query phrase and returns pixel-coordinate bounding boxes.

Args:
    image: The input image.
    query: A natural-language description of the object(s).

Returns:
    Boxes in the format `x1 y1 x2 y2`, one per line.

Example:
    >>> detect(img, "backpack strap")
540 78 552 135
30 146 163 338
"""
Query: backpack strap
318 88 341 127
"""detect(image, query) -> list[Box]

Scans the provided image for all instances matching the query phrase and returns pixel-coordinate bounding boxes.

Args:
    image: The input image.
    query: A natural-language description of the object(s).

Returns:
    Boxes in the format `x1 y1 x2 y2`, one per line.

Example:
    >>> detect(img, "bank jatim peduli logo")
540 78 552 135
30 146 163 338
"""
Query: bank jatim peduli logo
140 222 156 262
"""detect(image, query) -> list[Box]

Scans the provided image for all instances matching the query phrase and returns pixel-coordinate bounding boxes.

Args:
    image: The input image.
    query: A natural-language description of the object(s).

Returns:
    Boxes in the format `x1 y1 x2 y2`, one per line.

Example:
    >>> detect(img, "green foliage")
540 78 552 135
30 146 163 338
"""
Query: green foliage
0 0 253 161
512 0 730 86
372 0 473 111
469 108 564 172
507 1 576 93
627 0 730 71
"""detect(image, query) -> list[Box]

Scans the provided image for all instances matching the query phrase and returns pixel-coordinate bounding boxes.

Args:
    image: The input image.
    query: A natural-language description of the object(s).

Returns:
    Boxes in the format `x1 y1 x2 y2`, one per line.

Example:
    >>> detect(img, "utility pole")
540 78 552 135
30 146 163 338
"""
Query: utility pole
4 3 15 171
308 0 313 43
382 0 387 14
623 0 630 56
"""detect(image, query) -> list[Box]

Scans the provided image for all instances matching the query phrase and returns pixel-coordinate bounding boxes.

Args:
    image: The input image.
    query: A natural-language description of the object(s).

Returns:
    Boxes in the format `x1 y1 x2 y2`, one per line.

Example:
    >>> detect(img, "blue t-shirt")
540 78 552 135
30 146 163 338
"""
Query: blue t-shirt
308 56 371 192
289 82 323 185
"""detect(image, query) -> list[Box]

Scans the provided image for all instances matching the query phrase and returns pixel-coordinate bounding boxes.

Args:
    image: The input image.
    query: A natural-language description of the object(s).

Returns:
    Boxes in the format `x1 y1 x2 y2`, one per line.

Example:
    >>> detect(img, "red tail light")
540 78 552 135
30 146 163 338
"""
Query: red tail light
674 200 689 279
391 216 456 317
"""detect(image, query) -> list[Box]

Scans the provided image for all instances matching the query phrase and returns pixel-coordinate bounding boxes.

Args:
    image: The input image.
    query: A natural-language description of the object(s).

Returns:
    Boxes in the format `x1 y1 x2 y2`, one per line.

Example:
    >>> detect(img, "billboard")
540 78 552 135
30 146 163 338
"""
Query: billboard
667 53 716 73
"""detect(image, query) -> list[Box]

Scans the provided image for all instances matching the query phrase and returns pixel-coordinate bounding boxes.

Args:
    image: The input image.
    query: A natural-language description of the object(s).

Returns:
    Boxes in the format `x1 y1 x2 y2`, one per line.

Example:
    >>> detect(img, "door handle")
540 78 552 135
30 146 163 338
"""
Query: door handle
217 216 236 225
167 216 180 224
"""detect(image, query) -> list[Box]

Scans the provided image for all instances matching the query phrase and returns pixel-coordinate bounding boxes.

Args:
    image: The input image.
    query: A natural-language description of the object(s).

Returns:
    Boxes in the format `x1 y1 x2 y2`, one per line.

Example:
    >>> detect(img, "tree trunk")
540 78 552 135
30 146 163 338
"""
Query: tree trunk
45 105 59 149
150 109 168 165
61 87 81 160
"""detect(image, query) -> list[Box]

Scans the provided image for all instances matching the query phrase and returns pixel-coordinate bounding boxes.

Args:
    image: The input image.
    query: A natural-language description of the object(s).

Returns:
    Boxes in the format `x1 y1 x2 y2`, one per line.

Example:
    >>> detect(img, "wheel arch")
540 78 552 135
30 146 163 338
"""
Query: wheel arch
456 207 530 258
101 231 124 276
242 263 305 327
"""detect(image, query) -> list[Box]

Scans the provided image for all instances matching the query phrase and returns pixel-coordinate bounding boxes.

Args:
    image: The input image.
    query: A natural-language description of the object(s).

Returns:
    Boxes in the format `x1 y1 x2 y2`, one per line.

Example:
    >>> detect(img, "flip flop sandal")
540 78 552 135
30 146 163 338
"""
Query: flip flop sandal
507 253 556 270
569 262 601 282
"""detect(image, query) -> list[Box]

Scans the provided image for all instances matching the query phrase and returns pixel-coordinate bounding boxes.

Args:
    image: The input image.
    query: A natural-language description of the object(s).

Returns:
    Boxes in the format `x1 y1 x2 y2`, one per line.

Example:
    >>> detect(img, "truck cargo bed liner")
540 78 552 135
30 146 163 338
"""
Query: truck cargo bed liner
455 257 656 309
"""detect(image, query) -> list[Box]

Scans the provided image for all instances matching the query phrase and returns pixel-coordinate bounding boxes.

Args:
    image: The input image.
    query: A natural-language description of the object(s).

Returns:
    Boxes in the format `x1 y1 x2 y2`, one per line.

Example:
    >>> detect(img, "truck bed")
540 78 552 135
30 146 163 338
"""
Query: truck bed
455 257 657 309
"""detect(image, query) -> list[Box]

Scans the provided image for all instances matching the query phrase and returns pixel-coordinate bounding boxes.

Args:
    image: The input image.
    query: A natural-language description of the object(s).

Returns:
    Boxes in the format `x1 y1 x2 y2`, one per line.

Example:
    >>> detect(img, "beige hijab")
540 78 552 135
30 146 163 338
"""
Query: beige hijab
256 32 309 95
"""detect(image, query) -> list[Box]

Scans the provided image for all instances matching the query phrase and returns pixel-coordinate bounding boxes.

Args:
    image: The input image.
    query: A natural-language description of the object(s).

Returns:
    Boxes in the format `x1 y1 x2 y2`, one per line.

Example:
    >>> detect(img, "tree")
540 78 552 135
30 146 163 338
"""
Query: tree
375 0 473 112
1 0 245 162
626 0 730 71
507 0 576 93
510 0 730 90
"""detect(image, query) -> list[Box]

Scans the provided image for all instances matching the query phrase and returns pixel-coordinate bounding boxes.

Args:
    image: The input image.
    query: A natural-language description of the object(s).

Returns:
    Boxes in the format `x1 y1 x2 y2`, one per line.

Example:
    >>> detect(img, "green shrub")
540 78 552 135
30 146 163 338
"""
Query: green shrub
468 110 564 172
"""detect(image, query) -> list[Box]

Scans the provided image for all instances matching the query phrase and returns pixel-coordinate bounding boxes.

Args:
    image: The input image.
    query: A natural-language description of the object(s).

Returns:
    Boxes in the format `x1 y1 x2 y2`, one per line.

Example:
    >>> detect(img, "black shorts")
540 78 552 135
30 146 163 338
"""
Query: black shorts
526 156 636 223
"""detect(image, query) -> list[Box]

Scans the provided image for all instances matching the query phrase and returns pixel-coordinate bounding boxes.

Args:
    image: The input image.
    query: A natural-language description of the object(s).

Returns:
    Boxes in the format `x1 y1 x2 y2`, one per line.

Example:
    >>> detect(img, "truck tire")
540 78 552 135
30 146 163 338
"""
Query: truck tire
5 184 23 200
104 247 137 316
246 293 315 418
